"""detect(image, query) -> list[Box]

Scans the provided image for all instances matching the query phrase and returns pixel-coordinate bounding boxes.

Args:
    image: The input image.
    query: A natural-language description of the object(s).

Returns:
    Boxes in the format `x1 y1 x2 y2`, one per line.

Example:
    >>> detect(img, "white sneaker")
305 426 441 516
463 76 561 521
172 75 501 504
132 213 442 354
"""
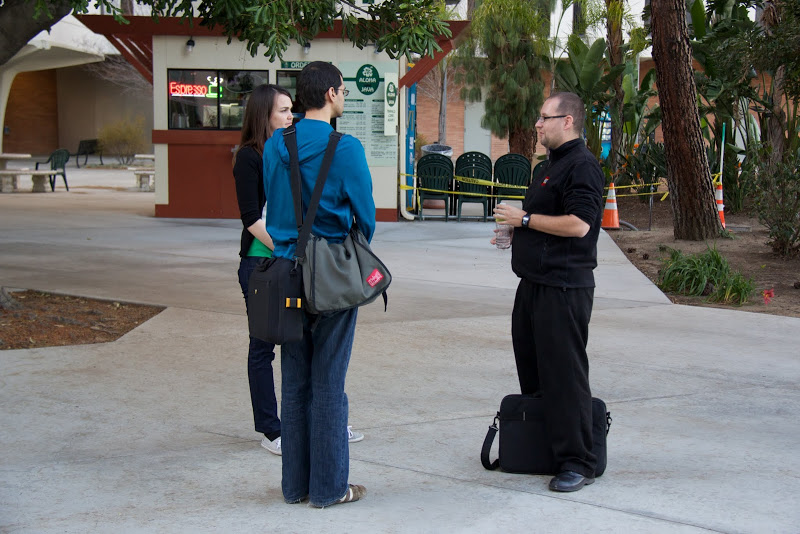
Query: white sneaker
261 436 282 455
347 426 364 443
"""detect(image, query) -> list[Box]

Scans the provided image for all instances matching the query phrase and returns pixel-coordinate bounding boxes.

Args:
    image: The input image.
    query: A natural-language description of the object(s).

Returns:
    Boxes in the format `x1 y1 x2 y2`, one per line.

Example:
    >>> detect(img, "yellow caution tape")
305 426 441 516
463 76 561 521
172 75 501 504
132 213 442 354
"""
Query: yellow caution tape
398 183 524 199
399 172 528 189
399 173 673 201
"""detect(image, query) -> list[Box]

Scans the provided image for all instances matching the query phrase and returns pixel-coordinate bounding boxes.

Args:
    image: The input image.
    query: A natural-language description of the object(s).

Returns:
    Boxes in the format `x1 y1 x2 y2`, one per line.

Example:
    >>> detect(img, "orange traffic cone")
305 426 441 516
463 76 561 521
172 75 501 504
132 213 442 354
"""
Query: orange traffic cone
602 183 620 230
715 183 726 228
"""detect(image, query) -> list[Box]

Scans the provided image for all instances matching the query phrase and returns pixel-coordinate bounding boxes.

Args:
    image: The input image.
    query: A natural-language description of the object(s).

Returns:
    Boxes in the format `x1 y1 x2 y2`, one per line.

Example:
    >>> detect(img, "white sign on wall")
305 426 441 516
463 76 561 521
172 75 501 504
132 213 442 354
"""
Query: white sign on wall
383 72 399 136
338 62 398 167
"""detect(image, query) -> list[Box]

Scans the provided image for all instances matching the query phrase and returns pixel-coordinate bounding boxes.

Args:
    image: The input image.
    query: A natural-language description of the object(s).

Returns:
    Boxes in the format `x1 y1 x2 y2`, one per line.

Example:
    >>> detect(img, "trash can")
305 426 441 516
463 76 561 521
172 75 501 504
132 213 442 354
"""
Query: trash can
421 144 453 158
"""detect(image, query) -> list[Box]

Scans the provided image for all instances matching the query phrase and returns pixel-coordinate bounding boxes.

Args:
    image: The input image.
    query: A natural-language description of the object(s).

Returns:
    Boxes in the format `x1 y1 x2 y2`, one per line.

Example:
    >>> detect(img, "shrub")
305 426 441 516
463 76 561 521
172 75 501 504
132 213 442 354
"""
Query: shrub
753 150 800 256
658 246 755 305
98 116 146 165
616 140 666 203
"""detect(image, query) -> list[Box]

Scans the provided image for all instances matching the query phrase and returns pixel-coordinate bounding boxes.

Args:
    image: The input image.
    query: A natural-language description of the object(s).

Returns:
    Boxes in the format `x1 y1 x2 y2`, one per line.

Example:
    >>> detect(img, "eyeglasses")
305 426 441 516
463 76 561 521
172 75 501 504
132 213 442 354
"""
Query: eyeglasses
338 87 350 97
537 115 568 122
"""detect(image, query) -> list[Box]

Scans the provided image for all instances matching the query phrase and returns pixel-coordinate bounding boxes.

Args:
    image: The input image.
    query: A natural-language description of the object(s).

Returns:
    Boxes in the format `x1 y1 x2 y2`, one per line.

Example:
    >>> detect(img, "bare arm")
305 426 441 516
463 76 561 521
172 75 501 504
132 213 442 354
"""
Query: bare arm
493 203 590 238
247 219 274 250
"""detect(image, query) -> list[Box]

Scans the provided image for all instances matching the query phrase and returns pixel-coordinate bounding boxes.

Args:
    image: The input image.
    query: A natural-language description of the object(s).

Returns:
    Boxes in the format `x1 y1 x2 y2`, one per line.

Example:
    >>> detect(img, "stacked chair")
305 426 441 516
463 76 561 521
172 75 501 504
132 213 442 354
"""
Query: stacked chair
493 153 532 206
416 153 454 221
454 151 493 221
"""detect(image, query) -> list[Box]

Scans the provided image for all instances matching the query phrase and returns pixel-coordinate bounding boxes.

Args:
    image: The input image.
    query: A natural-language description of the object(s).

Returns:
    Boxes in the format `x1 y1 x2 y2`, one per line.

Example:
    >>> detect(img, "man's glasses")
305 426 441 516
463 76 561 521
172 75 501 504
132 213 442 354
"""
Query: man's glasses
536 115 568 123
338 87 350 97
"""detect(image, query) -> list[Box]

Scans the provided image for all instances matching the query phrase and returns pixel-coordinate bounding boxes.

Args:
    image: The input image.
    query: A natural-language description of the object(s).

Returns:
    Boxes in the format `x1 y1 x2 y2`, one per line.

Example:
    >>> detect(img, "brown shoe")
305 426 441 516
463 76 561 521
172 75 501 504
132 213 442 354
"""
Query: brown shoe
311 484 367 508
337 484 366 504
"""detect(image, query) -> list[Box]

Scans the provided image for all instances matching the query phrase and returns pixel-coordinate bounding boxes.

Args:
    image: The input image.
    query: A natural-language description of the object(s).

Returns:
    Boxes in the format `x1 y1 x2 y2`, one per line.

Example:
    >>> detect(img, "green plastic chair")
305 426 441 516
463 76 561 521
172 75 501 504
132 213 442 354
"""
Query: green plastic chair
456 151 492 173
36 148 70 191
494 153 532 205
416 154 454 221
455 152 493 221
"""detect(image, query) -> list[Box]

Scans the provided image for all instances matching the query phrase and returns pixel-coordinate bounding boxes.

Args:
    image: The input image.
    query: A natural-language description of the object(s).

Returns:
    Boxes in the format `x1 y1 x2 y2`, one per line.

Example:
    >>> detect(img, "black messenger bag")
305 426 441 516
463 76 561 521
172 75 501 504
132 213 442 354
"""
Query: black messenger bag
247 256 304 345
481 394 611 475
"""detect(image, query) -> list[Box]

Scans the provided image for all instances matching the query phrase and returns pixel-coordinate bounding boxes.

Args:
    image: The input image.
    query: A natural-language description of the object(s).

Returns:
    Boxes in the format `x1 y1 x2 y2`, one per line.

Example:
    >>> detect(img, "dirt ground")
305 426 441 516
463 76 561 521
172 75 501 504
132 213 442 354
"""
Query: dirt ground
609 192 800 318
0 290 164 350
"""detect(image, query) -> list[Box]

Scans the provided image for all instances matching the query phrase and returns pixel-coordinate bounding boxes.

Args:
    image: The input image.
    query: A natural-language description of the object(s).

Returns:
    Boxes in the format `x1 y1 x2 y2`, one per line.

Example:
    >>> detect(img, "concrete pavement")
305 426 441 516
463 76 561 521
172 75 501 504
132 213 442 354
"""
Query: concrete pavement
1 165 799 533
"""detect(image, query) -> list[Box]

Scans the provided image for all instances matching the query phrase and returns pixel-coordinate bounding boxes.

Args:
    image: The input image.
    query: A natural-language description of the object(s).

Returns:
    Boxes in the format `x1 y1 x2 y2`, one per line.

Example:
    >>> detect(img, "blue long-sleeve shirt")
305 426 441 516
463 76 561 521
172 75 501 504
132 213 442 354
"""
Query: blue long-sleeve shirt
263 118 376 260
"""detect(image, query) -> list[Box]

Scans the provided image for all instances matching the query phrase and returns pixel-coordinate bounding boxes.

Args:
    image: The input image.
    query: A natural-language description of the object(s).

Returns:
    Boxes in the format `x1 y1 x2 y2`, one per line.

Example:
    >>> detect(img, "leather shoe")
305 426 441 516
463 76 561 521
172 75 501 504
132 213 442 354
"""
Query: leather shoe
548 471 595 492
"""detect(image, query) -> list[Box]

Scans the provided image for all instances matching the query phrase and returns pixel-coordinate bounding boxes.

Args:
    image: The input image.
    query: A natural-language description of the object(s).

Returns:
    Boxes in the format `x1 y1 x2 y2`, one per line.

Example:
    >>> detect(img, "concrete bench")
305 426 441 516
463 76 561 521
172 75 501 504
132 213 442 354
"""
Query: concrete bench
128 167 155 191
0 169 58 193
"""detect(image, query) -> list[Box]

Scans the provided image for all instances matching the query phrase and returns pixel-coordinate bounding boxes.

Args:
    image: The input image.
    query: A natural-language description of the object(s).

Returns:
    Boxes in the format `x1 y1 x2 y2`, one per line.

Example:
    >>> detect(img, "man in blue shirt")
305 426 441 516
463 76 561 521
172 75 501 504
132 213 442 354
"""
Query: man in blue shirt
263 61 374 508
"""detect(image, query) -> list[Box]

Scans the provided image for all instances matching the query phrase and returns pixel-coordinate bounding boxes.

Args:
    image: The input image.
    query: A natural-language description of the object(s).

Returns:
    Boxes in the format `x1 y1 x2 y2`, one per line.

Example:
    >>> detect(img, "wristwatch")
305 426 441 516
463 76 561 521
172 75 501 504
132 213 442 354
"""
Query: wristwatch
521 213 531 229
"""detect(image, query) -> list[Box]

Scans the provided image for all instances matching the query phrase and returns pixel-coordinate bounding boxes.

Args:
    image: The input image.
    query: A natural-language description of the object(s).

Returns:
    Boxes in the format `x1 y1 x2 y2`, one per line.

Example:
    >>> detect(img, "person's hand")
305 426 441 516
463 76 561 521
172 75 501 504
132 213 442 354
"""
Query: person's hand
493 203 526 227
491 224 513 246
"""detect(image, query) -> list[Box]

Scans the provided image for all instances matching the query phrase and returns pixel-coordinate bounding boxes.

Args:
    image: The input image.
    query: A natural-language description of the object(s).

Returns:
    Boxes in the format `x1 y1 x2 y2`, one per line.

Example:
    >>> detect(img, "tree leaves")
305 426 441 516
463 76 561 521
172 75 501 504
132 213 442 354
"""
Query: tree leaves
20 0 450 62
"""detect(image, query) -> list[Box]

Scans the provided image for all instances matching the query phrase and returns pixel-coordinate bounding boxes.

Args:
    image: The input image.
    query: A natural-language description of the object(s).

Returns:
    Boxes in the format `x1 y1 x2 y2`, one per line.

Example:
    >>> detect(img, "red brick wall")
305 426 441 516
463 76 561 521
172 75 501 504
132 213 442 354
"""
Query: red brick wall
4 70 59 155
415 73 513 163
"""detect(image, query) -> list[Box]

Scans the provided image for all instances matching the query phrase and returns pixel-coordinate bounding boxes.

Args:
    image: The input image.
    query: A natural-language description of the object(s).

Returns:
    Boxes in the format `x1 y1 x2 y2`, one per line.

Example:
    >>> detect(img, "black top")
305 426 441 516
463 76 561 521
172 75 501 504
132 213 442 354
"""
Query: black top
511 138 605 288
233 146 266 258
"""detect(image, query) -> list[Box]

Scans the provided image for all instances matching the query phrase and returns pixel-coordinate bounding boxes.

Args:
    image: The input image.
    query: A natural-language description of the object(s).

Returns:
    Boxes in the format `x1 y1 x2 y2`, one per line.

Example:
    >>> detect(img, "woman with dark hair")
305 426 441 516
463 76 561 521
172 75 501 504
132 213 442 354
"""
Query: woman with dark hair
234 84 366 456
233 84 294 455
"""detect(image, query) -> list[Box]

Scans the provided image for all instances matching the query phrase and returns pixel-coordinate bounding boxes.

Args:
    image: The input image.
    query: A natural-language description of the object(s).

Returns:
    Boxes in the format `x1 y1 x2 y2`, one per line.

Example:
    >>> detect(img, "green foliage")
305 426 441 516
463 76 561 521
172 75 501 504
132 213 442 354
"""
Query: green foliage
31 0 450 61
658 246 755 305
619 68 660 155
748 0 800 101
98 116 146 165
753 147 800 256
616 140 665 202
554 36 624 159
691 0 760 215
452 0 548 158
691 0 800 203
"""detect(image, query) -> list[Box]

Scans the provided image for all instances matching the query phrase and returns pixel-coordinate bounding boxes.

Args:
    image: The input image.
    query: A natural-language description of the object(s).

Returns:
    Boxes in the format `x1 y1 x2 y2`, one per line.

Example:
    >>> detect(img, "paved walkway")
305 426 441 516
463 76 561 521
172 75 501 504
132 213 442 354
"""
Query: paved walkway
1 166 798 533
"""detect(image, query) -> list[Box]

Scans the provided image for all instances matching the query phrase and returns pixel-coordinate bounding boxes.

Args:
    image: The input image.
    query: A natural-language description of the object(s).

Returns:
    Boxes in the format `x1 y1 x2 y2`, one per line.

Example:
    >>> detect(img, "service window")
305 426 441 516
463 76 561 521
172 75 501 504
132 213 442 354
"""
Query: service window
168 69 269 129
276 71 300 101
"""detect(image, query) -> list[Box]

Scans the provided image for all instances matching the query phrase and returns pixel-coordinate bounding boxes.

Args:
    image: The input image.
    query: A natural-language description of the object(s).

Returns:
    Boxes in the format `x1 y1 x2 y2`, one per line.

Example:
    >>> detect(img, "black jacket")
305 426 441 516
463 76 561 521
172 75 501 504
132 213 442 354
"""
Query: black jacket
233 146 266 258
511 138 604 288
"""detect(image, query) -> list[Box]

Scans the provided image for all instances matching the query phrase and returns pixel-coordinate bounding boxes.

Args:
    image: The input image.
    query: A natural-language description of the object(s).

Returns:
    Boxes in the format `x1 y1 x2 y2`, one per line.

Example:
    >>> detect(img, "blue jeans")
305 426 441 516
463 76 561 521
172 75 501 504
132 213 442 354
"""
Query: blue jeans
237 256 281 440
280 308 358 506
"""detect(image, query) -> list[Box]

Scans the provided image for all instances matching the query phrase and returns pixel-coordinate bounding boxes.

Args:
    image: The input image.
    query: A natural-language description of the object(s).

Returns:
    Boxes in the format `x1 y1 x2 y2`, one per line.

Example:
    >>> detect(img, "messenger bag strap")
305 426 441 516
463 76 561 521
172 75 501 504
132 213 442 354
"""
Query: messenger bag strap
283 126 304 235
480 415 500 470
283 128 342 260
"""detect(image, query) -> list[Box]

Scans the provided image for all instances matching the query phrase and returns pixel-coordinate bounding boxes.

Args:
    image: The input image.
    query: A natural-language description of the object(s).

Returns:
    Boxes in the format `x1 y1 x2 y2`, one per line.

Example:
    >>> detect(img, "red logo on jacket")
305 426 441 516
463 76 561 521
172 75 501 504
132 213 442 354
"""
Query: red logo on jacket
541 176 550 186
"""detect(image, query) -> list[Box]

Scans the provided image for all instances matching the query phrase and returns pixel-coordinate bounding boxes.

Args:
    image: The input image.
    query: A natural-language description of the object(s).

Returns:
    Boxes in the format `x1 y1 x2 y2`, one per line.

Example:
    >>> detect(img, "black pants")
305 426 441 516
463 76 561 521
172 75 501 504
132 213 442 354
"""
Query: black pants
511 279 597 477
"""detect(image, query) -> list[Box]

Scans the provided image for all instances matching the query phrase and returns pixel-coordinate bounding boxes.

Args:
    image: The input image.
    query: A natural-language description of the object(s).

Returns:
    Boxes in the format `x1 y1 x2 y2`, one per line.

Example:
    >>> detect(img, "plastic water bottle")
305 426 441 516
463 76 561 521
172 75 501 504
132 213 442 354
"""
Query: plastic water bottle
495 220 512 249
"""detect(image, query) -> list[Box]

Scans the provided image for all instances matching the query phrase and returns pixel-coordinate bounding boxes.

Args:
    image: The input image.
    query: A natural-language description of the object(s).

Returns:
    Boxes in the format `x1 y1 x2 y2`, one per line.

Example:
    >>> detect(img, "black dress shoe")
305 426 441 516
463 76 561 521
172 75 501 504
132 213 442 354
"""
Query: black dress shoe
548 471 595 492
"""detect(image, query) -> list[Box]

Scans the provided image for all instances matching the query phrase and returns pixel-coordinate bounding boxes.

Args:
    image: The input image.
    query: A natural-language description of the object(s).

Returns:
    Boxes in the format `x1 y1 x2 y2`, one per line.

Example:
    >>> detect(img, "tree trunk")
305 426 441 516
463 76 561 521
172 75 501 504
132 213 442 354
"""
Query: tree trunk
467 0 477 19
0 0 73 66
759 1 787 169
651 0 722 240
605 0 624 175
509 126 536 161
765 66 787 169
